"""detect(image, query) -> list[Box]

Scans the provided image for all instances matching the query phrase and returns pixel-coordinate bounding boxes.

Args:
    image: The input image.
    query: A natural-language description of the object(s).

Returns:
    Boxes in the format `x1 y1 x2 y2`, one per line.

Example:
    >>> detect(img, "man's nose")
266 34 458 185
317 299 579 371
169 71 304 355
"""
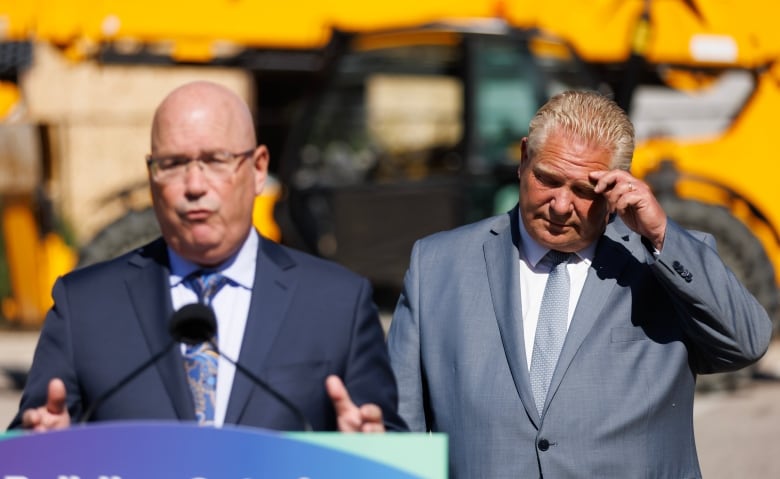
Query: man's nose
183 160 208 192
550 188 573 215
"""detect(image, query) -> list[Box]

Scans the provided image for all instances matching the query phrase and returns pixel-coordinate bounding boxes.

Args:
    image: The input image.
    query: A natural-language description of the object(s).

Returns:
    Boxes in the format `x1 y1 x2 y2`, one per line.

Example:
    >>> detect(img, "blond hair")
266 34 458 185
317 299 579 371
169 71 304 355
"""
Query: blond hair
526 90 634 170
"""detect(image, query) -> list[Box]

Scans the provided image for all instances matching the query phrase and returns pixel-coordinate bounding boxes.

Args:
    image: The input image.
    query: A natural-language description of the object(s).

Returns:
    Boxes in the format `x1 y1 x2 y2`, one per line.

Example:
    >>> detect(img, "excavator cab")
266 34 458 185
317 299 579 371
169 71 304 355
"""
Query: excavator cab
277 22 601 303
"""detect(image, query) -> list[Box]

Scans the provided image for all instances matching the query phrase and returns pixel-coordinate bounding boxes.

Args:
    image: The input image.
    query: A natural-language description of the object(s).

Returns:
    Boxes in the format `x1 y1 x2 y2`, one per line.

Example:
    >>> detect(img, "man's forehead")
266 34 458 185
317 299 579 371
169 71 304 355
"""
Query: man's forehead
532 137 612 170
530 158 567 175
152 111 250 153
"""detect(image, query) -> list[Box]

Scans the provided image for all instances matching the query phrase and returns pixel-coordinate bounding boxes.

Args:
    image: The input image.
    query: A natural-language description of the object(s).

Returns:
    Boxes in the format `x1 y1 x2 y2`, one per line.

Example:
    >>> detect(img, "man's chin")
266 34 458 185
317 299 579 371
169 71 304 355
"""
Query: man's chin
537 230 577 250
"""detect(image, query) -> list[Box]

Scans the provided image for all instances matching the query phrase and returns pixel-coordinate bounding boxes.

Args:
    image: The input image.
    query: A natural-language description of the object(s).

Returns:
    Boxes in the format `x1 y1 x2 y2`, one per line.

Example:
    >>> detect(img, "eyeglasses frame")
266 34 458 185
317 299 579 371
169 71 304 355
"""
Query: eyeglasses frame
146 148 256 183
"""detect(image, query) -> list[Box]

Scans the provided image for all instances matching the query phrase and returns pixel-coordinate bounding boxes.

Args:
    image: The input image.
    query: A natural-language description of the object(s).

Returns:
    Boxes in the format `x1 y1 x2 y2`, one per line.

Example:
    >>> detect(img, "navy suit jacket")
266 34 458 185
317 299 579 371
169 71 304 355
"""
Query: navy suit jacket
10 233 405 431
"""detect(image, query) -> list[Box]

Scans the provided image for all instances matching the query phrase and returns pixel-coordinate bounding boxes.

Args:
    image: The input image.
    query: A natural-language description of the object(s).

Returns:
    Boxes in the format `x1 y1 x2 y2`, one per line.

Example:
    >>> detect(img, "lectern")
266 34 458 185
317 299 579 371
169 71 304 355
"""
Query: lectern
0 422 447 478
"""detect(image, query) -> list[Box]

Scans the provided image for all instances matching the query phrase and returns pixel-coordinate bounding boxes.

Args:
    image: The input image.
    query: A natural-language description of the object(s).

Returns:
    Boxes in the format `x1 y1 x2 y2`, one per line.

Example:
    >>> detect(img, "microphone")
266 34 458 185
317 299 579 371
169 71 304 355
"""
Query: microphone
168 303 314 432
169 303 217 345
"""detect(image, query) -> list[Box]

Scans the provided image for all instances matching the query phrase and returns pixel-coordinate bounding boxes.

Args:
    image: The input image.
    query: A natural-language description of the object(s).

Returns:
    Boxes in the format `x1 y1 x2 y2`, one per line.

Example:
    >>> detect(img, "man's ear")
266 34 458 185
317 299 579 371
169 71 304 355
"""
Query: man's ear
520 137 529 163
253 145 270 194
517 137 529 178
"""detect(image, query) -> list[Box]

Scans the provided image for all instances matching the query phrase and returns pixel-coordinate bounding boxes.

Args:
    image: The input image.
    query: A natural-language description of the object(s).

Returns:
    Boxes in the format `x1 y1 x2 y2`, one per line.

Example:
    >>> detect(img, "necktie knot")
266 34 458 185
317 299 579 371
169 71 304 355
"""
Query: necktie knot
546 250 572 267
185 271 228 306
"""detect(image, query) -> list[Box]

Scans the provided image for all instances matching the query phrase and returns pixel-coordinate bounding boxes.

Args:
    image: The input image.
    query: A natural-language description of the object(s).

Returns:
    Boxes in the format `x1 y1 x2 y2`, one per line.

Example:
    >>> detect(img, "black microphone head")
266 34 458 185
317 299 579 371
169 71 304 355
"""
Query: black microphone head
169 303 217 345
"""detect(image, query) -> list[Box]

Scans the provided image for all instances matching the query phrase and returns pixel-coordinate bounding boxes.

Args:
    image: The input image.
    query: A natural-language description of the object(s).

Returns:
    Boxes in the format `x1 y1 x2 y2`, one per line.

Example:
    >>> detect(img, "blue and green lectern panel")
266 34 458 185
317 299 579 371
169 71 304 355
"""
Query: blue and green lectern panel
0 422 447 478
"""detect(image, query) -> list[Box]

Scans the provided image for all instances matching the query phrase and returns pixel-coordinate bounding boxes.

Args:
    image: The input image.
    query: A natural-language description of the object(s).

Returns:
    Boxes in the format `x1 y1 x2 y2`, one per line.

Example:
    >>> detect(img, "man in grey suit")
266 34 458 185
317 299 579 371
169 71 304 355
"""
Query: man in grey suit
388 90 772 478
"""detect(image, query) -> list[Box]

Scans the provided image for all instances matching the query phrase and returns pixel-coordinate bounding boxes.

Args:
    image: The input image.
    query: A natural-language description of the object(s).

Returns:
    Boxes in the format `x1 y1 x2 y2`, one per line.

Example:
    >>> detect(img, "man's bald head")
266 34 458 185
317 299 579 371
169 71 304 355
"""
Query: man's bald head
151 81 256 154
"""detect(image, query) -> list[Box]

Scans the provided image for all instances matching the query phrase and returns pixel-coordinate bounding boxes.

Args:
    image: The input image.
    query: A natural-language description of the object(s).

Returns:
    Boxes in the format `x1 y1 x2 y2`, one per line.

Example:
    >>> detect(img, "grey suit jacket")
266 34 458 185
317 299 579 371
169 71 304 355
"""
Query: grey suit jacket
388 206 771 478
11 233 405 431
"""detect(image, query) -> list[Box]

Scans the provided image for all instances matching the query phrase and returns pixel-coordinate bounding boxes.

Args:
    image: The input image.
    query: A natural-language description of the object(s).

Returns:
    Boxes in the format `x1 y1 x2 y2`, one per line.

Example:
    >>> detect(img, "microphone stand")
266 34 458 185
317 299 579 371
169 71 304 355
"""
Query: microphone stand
79 339 175 424
210 340 313 432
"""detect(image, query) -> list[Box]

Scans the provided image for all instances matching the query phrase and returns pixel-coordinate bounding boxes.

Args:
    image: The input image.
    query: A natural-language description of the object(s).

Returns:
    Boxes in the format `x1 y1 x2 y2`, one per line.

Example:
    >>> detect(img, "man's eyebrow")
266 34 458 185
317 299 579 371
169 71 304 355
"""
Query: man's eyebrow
533 164 595 190
574 178 597 192
532 163 559 177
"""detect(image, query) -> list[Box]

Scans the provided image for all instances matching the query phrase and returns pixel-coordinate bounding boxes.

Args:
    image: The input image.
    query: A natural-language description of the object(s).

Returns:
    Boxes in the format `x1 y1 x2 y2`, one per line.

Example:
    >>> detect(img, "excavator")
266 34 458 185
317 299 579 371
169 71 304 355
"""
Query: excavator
0 1 778 341
275 0 780 336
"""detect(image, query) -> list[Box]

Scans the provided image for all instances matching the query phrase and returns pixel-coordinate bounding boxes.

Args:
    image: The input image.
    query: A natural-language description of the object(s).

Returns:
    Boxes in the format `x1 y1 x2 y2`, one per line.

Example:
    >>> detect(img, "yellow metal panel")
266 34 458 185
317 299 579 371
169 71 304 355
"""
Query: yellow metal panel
3 0 780 65
632 64 780 284
2 200 44 325
1 199 77 325
0 81 21 122
9 0 508 58
253 179 281 243
503 0 644 62
0 0 37 40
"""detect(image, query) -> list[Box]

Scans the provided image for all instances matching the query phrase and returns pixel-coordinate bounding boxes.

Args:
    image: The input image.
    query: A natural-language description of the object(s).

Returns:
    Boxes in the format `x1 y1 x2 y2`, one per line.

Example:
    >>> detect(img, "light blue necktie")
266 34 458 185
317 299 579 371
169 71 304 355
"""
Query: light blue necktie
183 271 228 425
529 251 572 417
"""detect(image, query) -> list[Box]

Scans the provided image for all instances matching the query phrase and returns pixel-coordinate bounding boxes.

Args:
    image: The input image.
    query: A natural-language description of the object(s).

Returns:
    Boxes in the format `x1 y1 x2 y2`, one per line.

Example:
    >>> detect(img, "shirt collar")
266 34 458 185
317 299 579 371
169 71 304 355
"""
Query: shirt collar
516 209 597 267
168 229 258 289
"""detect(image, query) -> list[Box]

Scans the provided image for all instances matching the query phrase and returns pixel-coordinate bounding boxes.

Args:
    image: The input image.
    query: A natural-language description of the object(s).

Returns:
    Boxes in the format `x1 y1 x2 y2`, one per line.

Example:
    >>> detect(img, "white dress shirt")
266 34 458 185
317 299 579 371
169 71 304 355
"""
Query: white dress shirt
168 229 258 426
517 212 596 369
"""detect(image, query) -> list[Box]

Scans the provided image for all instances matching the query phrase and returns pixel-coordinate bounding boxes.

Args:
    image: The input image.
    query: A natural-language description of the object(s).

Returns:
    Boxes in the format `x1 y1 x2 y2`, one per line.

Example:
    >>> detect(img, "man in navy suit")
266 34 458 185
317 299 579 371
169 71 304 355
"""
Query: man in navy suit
11 81 404 432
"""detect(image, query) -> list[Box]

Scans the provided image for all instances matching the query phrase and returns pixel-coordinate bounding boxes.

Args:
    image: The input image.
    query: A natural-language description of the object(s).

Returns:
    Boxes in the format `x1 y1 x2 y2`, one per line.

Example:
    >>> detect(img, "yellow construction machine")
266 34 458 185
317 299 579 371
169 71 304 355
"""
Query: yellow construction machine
275 0 780 330
0 1 778 334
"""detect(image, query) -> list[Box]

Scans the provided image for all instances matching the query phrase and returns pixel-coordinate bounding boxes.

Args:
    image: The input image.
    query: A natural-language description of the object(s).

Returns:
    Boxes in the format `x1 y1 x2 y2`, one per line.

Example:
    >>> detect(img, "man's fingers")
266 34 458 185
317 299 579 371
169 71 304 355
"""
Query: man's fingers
588 170 612 194
359 403 382 422
359 403 385 433
21 408 40 429
361 422 386 433
46 378 67 414
18 378 71 431
327 375 385 432
590 170 636 196
326 375 355 415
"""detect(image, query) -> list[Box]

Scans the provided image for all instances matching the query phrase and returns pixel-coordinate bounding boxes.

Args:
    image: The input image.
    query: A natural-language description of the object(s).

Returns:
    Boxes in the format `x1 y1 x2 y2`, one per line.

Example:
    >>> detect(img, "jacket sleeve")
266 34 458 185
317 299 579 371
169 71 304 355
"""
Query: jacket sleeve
651 220 772 373
8 277 82 429
343 276 408 432
387 240 429 432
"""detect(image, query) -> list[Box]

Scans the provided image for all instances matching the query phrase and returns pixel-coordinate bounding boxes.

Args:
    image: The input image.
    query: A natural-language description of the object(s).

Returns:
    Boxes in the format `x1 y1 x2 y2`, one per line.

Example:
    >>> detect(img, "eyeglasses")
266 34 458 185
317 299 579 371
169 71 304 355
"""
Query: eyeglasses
146 149 255 183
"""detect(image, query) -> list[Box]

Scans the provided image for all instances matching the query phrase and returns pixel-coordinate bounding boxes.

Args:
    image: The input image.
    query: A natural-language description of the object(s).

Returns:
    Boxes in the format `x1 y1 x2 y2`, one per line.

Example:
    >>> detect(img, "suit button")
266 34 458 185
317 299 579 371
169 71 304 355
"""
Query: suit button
672 261 684 273
538 439 550 451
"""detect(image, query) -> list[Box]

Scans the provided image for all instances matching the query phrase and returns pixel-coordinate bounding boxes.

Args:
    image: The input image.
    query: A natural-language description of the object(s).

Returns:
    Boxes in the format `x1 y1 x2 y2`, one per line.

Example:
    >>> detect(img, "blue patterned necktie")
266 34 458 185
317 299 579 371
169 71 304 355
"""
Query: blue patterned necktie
529 251 572 417
183 271 228 425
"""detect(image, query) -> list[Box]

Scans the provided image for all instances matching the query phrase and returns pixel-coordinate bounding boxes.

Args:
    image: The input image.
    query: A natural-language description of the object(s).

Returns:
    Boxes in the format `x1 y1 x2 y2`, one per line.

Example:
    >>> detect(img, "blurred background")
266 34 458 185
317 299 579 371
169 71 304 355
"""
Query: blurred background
1 0 780 327
1 0 780 475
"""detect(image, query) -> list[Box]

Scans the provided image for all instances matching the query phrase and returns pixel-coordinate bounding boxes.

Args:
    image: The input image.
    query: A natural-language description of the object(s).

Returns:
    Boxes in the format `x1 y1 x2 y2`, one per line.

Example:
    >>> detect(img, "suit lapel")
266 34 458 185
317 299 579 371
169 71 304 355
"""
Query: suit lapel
484 208 541 425
125 239 195 420
224 237 297 424
545 220 635 410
